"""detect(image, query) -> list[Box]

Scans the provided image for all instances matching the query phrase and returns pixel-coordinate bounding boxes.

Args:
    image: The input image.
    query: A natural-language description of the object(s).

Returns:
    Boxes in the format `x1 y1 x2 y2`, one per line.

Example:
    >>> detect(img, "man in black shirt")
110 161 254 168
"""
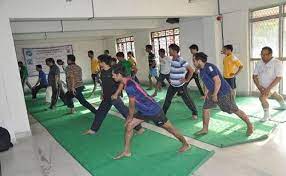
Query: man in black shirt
46 58 66 110
83 55 144 135
145 45 159 90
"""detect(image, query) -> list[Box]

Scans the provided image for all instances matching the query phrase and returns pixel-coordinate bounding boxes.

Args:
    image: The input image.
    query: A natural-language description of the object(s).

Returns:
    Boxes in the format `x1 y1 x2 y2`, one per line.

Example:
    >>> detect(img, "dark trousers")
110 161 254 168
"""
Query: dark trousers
65 86 97 114
162 84 198 115
131 72 140 84
32 84 47 99
91 97 142 132
133 75 140 84
189 73 204 96
50 84 66 109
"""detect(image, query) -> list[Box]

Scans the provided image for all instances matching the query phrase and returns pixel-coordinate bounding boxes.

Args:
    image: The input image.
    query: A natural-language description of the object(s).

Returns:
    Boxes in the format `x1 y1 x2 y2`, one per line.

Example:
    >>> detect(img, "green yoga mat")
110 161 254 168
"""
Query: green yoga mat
99 86 278 147
157 100 278 148
143 87 286 123
27 104 214 176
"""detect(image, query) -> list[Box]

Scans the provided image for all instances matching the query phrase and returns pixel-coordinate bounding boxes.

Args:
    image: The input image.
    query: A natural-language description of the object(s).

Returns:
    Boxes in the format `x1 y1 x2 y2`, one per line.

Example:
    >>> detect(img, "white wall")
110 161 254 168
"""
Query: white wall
93 0 217 17
6 0 93 19
220 0 286 14
14 38 105 86
0 3 30 142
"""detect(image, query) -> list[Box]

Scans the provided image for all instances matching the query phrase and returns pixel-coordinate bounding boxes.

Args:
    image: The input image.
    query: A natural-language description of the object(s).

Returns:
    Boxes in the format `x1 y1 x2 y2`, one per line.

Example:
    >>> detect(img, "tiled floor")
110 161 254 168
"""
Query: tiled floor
1 111 286 176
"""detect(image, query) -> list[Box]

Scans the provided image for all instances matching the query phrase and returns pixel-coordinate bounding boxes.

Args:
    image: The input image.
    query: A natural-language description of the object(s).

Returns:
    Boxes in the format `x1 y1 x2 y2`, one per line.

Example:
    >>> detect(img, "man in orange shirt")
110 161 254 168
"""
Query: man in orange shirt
222 45 243 97
88 50 101 95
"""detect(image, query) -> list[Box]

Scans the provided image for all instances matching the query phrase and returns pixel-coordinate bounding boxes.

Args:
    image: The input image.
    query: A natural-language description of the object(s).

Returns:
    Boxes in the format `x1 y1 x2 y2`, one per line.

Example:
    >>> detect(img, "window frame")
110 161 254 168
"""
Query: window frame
116 36 136 57
150 28 180 58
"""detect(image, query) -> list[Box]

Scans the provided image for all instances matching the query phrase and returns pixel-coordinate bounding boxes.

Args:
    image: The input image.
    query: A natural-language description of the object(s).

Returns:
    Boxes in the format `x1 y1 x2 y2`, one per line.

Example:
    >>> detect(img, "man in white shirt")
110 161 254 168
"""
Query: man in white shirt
253 46 286 121
152 48 171 97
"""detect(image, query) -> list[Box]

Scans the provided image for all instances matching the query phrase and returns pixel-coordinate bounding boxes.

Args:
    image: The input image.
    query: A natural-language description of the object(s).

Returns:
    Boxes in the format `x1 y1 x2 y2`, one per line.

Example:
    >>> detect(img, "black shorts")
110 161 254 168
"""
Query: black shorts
134 110 168 127
91 73 100 82
158 73 170 84
224 77 236 89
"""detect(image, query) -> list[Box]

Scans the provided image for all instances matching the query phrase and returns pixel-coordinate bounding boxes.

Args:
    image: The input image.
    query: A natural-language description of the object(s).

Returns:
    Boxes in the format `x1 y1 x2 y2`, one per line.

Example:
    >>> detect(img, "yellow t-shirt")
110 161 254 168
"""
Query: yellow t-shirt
128 57 137 66
91 57 100 74
223 54 243 78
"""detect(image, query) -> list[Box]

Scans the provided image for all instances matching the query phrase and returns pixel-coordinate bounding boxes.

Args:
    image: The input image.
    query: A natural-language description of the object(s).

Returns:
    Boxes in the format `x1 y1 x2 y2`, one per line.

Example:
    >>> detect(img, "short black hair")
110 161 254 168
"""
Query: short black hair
112 63 126 77
56 59 63 63
224 45 233 52
194 52 208 63
67 54 76 62
18 61 23 66
111 57 117 63
45 58 55 64
104 50 110 54
127 51 134 57
169 44 180 53
88 50 94 55
36 65 42 69
262 46 273 54
145 45 152 50
116 52 125 58
159 48 165 54
189 44 199 51
98 54 112 66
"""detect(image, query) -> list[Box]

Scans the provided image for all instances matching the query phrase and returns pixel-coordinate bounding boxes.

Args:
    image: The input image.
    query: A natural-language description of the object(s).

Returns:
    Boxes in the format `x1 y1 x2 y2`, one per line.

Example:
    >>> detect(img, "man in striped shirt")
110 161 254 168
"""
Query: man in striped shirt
162 44 198 120
64 54 97 114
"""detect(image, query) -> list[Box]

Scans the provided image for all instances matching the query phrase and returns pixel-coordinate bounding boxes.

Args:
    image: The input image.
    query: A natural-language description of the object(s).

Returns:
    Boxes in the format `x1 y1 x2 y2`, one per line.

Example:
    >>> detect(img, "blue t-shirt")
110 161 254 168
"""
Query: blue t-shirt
199 62 231 96
39 70 48 86
125 79 161 116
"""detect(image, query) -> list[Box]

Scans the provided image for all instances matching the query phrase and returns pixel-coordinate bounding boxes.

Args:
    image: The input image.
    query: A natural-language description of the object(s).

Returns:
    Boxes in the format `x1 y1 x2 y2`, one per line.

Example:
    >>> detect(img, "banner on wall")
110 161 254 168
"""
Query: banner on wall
23 45 73 76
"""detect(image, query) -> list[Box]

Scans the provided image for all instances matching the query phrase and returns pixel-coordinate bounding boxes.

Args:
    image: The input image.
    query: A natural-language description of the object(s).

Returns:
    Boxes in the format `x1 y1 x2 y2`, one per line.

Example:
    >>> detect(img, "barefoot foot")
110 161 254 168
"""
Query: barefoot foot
179 144 190 153
192 115 198 120
246 124 254 136
135 128 145 135
195 129 208 136
113 151 131 160
82 129 96 135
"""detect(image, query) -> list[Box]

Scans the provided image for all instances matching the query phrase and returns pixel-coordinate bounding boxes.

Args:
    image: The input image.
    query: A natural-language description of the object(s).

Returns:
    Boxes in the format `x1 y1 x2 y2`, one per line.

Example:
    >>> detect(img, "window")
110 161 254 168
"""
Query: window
249 5 286 94
116 36 135 57
151 28 180 58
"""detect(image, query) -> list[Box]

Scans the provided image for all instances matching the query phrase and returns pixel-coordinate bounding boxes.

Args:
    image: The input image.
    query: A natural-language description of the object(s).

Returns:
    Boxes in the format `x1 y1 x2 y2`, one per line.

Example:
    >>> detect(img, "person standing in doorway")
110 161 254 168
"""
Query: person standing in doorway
88 50 101 96
145 45 158 90
222 45 243 97
162 44 198 120
253 47 286 121
31 65 48 100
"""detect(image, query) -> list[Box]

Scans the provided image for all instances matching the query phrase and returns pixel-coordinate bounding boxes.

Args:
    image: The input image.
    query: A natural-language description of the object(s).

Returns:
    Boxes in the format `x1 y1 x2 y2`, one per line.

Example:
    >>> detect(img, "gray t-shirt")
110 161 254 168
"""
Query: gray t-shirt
48 64 60 86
